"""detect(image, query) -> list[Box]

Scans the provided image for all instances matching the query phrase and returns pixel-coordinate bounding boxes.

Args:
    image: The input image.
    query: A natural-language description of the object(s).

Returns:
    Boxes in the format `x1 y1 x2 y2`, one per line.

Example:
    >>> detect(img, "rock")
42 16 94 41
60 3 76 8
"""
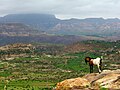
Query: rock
82 73 98 83
91 73 120 89
101 69 120 74
55 69 120 90
56 77 90 90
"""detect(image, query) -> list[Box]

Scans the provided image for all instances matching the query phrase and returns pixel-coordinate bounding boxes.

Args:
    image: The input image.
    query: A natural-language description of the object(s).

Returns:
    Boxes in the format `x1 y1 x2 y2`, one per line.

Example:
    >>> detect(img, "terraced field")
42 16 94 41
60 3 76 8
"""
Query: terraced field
0 41 119 90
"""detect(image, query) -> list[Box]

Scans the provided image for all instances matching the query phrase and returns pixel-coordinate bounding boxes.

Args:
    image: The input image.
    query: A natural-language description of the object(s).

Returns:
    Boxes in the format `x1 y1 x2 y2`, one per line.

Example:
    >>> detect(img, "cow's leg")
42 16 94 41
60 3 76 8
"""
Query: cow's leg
90 65 93 73
97 64 101 73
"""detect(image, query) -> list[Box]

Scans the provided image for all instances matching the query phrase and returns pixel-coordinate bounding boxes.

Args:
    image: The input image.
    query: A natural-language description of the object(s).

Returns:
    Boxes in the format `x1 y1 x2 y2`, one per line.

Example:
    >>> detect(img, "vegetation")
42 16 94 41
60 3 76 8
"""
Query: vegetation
0 41 119 89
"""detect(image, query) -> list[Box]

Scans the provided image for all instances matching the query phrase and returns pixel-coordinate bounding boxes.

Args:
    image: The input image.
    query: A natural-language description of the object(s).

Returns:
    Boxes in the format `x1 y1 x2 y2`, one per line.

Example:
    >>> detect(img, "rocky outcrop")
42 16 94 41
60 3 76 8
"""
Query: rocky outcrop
90 69 120 89
56 69 120 90
56 77 90 90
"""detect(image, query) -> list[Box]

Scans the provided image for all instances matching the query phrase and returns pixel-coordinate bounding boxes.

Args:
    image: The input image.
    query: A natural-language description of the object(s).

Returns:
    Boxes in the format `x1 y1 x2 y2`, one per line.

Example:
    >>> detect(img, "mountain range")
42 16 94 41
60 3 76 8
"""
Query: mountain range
0 14 120 45
1 14 120 36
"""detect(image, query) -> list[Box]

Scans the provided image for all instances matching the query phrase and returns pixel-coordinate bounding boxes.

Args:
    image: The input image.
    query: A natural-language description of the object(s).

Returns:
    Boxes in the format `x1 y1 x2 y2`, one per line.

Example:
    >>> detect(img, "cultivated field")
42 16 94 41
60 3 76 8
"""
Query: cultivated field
0 41 120 90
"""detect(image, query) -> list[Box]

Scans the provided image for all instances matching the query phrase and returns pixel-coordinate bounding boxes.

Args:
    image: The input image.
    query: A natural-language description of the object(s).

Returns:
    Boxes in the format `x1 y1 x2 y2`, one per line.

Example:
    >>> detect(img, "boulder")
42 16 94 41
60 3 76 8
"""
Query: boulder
82 73 98 83
56 69 120 90
91 70 120 89
56 77 90 90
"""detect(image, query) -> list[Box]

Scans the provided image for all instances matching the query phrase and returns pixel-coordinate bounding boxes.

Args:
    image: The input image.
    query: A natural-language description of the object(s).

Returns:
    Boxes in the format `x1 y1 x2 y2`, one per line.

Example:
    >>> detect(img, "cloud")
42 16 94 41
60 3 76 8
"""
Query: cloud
0 0 120 19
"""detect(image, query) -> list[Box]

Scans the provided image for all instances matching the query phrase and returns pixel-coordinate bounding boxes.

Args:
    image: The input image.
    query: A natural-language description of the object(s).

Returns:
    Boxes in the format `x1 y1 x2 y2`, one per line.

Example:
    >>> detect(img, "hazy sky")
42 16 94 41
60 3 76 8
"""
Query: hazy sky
0 0 120 19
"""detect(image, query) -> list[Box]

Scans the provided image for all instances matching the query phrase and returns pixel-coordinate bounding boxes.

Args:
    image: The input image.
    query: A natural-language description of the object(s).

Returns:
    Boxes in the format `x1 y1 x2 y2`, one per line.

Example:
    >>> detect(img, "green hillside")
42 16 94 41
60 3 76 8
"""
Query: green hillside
0 41 119 89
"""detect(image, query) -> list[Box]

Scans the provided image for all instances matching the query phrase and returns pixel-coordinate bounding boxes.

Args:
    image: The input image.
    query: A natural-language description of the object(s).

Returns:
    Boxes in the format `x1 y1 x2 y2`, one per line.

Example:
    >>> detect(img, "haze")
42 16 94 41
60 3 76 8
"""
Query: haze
0 0 120 19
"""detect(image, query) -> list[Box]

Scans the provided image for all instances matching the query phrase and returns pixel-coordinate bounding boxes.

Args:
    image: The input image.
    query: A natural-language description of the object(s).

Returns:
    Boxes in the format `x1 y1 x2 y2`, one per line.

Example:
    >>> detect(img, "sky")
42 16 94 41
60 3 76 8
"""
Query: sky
0 0 120 19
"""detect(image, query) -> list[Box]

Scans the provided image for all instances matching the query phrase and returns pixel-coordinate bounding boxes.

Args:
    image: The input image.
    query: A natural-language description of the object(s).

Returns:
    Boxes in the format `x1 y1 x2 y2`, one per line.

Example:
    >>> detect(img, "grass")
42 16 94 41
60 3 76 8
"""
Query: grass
0 53 91 89
100 87 108 90
0 60 110 90
0 80 55 90
0 70 11 77
2 52 101 79
0 40 120 89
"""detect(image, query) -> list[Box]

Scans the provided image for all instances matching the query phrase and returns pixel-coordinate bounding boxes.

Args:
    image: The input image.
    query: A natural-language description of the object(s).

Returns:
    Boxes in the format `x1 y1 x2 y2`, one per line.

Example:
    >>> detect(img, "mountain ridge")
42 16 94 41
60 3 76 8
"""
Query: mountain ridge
0 14 60 31
0 14 120 45
1 14 120 36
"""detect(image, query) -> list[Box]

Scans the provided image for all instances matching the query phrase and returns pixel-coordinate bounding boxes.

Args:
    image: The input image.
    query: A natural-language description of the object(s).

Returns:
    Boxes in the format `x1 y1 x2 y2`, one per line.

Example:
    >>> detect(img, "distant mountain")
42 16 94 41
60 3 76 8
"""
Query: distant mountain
1 14 120 37
0 22 107 46
0 14 60 31
50 18 120 36
0 13 120 45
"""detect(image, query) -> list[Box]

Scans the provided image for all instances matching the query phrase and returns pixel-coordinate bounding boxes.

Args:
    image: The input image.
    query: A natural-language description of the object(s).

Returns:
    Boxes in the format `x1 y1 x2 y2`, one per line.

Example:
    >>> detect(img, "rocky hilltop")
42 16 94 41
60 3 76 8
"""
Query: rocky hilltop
56 69 120 90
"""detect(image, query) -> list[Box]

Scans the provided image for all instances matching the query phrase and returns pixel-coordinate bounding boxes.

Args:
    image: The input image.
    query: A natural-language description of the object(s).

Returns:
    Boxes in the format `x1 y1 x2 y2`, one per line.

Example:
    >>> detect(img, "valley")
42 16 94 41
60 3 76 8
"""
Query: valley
0 14 120 89
0 41 119 89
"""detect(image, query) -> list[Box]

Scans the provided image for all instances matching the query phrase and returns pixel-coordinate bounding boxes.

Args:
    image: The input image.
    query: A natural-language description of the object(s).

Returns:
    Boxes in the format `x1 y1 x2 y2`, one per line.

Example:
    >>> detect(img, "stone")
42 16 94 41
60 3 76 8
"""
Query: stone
56 77 90 90
55 69 120 90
